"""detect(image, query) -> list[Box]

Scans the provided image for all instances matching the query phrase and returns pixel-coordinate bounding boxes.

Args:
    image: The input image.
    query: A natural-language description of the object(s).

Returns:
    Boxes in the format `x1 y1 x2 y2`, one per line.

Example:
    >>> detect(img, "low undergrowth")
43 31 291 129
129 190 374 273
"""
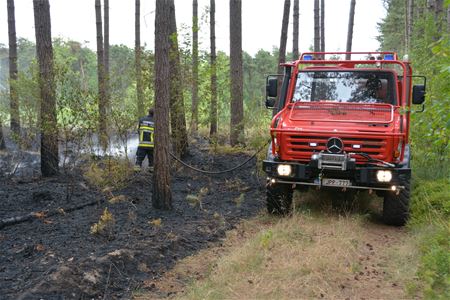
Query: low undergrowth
83 156 134 190
408 177 450 299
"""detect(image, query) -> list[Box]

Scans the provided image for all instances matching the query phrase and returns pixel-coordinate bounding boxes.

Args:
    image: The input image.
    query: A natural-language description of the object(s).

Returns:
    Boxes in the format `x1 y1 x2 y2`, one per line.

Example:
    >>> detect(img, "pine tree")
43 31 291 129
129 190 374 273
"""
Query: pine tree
346 0 356 60
95 0 108 151
292 0 299 60
0 121 5 150
314 0 320 52
104 0 110 114
209 0 218 139
135 0 144 117
153 0 172 210
229 0 244 146
33 0 59 176
169 0 188 157
274 0 291 116
320 0 325 53
191 0 199 135
7 0 20 141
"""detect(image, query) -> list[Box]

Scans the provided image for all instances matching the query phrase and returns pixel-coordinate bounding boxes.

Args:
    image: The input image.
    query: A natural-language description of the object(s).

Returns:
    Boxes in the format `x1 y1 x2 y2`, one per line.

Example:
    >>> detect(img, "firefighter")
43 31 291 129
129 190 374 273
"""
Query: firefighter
135 108 155 170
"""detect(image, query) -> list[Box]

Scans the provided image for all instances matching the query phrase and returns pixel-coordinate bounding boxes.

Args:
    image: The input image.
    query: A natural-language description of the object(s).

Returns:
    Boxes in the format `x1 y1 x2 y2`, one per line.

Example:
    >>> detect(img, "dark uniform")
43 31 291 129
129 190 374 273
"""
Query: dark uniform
135 114 155 167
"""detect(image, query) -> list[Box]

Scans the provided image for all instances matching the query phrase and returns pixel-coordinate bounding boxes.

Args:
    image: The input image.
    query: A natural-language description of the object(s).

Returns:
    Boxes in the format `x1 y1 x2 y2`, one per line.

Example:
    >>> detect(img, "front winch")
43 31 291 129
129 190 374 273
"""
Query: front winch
311 152 356 171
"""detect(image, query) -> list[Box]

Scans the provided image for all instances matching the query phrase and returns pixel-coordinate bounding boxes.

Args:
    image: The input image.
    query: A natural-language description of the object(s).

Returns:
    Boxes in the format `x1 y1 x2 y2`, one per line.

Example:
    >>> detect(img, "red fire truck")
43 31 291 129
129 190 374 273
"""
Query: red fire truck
263 52 426 226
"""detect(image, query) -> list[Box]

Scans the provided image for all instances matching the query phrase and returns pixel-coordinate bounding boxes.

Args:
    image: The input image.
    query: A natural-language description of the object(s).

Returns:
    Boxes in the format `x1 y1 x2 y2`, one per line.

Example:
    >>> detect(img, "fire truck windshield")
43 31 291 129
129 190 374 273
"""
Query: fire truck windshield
292 70 397 105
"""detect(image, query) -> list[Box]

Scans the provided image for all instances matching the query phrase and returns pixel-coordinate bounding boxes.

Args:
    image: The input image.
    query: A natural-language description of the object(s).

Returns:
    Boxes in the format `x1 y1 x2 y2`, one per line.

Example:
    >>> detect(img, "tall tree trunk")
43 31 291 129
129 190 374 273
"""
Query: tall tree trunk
104 0 110 114
33 0 59 176
274 0 291 116
320 0 325 53
169 0 188 157
135 0 144 117
153 0 172 210
407 0 414 53
314 0 320 52
0 120 5 150
209 0 218 139
435 0 444 33
447 4 450 32
229 0 244 146
95 0 108 151
346 0 356 60
292 0 299 60
191 0 199 135
7 0 20 141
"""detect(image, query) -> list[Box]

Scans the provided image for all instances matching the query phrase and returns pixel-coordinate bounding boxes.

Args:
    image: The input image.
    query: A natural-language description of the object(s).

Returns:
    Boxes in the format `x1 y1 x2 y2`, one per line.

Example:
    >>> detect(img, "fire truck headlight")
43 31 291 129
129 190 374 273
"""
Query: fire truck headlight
277 164 292 176
376 170 393 182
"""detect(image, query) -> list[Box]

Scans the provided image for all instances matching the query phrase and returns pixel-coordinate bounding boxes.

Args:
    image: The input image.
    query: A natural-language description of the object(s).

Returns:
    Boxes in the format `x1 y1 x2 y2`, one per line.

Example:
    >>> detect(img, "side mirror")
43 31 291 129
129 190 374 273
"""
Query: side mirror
412 85 426 105
265 76 279 108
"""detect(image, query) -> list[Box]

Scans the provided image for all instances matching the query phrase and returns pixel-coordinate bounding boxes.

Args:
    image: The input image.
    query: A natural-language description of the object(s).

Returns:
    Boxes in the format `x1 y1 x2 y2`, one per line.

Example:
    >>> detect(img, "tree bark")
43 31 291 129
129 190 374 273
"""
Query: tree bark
435 0 444 33
104 0 110 114
447 4 450 32
292 0 299 60
0 120 5 150
320 0 325 53
274 0 291 117
191 0 199 135
7 0 20 140
314 0 320 53
406 0 414 53
153 0 172 210
95 0 108 152
135 0 144 117
33 0 59 176
346 0 356 60
209 0 218 139
229 0 244 146
169 0 188 157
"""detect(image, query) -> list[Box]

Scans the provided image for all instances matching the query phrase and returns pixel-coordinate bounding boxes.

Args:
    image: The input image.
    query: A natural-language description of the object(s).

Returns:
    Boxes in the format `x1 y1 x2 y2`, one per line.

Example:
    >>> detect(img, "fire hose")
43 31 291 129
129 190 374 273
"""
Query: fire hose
169 139 271 175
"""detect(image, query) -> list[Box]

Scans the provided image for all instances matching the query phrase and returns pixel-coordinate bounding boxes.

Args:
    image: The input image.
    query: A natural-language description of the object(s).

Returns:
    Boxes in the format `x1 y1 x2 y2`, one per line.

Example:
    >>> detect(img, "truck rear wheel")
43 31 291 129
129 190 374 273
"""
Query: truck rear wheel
382 174 410 226
266 183 293 215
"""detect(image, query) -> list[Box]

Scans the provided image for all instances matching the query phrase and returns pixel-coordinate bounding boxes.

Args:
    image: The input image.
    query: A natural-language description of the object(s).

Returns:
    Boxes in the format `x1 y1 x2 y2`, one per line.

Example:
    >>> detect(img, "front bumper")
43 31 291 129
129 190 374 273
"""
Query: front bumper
263 160 411 191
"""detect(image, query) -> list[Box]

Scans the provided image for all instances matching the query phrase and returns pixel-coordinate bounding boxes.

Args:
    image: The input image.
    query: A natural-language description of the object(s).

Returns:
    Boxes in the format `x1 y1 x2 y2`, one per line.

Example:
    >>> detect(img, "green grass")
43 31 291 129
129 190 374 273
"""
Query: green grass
408 177 450 299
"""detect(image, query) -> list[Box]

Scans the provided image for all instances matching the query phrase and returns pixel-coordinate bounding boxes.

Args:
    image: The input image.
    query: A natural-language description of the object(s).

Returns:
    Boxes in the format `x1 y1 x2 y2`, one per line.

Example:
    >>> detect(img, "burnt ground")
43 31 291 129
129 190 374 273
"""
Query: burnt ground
0 142 265 299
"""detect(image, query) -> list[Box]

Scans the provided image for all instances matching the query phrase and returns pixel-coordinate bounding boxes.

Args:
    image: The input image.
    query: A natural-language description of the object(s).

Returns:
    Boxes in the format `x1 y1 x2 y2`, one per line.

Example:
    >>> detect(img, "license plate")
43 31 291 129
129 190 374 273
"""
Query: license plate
322 178 352 187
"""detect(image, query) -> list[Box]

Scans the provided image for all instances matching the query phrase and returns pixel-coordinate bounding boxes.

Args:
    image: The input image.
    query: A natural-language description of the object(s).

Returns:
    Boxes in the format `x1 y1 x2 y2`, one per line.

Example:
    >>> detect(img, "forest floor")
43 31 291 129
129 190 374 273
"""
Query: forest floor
0 139 265 299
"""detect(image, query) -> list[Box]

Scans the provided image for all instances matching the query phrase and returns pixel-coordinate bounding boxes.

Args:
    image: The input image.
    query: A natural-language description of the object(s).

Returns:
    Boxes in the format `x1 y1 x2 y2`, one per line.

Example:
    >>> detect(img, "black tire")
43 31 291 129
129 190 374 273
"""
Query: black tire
266 183 293 215
383 174 410 226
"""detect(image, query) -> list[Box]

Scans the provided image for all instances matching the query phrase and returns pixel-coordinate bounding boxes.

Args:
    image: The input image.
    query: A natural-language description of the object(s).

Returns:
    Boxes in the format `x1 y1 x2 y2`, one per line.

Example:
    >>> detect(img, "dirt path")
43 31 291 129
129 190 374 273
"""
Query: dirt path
137 199 420 299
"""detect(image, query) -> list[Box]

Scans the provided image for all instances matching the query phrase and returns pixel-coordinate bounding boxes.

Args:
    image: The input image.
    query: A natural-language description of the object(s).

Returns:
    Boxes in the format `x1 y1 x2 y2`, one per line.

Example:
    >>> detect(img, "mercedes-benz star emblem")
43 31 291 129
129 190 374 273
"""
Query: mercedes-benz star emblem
326 137 344 154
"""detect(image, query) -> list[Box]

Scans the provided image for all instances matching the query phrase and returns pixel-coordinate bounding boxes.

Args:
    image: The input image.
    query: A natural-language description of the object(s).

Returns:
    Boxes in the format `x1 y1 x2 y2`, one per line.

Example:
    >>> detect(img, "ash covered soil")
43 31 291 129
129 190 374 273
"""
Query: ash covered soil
0 144 265 299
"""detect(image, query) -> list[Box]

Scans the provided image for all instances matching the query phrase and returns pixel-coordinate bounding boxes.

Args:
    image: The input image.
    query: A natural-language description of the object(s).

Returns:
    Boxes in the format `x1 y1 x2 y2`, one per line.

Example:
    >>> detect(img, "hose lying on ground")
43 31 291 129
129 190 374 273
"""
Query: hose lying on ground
169 139 270 175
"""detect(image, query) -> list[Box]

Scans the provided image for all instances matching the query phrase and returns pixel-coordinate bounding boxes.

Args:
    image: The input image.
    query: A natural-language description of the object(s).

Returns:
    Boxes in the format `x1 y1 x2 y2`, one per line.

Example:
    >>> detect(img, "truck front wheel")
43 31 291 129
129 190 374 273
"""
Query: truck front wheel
266 183 293 215
382 174 410 226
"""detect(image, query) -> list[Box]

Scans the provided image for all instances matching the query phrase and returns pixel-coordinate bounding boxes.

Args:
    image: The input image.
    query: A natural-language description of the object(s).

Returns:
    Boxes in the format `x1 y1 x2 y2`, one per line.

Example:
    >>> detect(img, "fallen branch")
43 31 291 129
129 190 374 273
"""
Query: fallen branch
0 199 100 230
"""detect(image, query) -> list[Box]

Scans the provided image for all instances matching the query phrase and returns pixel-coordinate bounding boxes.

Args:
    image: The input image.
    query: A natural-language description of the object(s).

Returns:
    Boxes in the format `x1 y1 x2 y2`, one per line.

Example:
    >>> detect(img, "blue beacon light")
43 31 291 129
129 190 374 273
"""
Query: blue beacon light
384 54 394 60
303 55 313 61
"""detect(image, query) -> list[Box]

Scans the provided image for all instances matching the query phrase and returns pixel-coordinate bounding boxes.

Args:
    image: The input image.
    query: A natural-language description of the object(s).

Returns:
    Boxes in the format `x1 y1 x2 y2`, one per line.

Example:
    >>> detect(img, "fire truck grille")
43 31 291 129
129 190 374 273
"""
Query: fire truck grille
284 135 390 162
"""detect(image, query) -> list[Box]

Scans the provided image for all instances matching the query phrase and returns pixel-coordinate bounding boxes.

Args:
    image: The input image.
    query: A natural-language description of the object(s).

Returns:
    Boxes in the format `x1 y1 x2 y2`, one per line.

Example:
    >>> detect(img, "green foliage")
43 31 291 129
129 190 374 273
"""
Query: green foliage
379 2 450 298
416 226 450 299
410 179 450 226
